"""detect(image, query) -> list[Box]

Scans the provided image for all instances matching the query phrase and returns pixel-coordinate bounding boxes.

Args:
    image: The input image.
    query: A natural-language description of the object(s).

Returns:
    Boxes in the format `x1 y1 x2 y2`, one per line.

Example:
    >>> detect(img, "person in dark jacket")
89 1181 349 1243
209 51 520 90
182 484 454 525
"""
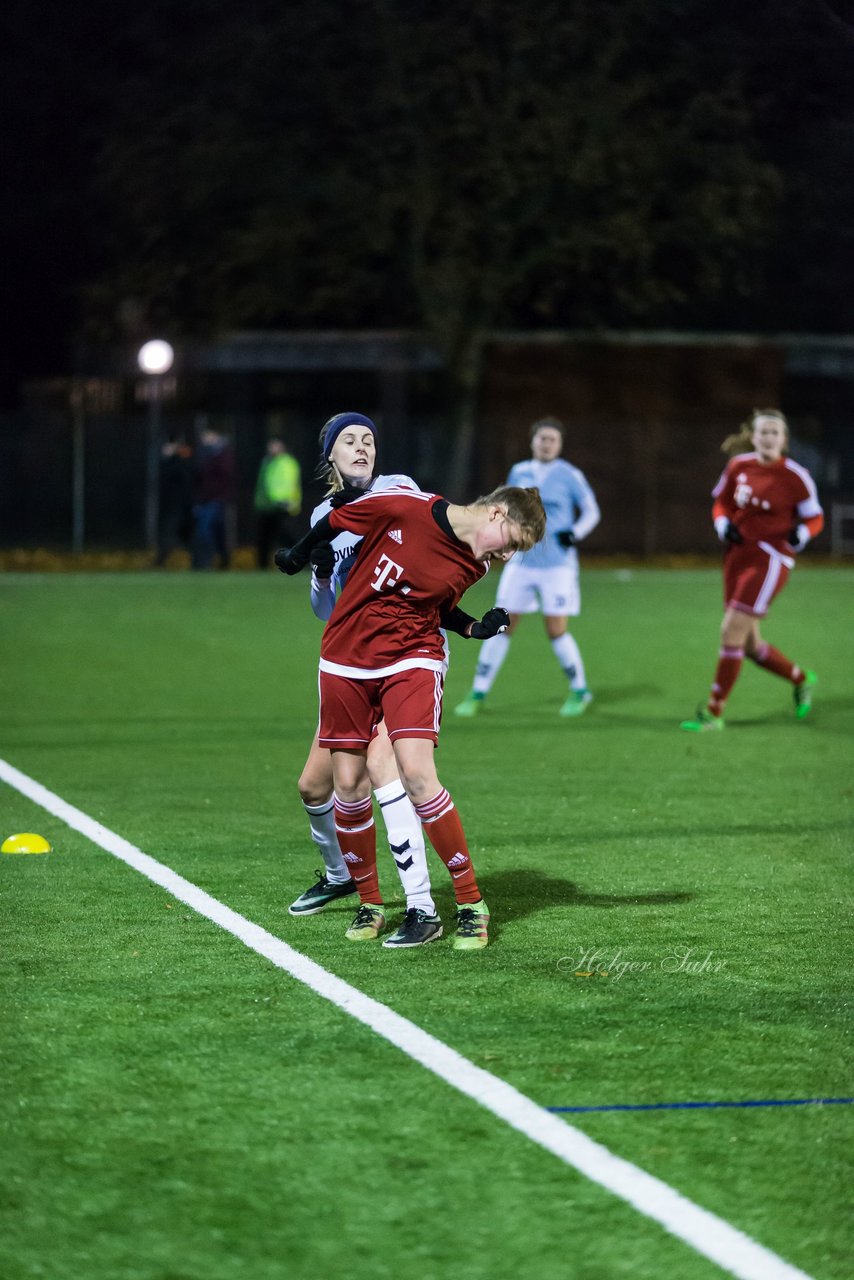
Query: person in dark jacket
192 427 235 570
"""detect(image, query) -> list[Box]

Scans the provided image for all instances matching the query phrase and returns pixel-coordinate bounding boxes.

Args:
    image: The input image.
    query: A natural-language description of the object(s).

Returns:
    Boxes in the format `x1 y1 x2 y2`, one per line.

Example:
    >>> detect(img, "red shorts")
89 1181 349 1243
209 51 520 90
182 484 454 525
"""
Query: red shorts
318 667 445 750
723 542 793 618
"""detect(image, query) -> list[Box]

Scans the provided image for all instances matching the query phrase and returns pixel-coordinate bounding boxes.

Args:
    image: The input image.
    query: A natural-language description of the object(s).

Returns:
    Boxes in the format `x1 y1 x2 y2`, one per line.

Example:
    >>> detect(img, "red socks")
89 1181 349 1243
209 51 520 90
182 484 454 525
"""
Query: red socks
708 646 744 718
335 787 483 908
751 642 802 684
334 795 380 904
414 788 482 905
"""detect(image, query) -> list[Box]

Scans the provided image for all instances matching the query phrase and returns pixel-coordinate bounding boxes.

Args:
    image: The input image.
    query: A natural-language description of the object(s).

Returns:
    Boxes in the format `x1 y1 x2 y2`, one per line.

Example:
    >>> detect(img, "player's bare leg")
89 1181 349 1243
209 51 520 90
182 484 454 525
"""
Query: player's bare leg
366 722 435 917
289 733 357 915
392 738 489 950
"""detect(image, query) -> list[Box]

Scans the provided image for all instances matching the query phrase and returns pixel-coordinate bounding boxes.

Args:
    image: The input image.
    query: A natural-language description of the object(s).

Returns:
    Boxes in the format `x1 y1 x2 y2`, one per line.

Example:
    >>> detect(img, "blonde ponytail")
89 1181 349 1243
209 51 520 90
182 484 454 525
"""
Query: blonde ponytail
721 408 788 456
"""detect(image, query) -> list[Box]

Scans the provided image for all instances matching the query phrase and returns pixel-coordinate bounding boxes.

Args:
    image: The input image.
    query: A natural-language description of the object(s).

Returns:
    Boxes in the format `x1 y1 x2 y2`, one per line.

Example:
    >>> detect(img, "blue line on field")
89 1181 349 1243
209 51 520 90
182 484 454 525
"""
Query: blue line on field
548 1097 853 1114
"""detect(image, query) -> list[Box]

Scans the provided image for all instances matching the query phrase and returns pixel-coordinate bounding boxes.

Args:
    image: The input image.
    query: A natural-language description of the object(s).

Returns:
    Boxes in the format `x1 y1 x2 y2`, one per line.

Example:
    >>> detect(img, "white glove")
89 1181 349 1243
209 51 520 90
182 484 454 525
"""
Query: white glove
787 523 810 551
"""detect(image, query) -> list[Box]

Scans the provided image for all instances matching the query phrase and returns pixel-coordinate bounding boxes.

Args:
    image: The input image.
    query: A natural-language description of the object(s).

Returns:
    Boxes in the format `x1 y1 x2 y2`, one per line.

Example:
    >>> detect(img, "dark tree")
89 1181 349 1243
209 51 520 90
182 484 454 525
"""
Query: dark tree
6 0 851 477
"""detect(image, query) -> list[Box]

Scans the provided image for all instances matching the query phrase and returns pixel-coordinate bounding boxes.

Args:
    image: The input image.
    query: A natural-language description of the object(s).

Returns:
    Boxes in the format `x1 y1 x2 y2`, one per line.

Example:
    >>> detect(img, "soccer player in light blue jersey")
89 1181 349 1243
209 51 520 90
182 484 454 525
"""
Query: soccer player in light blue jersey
454 416 601 718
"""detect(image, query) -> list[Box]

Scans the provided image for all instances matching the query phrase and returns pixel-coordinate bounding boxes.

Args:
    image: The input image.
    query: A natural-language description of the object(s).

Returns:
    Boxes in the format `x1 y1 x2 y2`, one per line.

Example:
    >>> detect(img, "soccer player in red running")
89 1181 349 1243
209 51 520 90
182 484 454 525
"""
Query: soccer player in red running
277 482 546 949
681 409 824 732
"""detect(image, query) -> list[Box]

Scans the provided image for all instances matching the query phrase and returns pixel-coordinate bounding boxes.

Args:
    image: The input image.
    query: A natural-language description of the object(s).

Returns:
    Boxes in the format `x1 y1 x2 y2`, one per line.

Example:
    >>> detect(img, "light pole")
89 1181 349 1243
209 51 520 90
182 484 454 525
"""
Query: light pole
137 340 174 553
70 379 86 555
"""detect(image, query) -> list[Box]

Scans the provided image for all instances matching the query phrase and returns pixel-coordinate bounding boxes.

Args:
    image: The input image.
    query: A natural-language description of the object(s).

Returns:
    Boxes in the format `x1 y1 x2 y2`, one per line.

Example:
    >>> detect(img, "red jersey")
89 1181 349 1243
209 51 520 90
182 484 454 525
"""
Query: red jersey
712 453 822 553
319 489 488 678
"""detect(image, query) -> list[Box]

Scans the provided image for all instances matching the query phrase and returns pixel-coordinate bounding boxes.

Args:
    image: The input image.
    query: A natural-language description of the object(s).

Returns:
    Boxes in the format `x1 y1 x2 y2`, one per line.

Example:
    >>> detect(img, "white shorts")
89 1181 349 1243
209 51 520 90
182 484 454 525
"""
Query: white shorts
495 560 580 617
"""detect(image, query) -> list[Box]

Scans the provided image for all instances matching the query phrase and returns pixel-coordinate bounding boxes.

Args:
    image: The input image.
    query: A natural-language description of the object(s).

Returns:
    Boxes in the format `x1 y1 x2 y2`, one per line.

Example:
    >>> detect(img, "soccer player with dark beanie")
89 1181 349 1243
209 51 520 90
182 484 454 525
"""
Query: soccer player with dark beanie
288 411 437 943
681 408 824 732
277 480 546 949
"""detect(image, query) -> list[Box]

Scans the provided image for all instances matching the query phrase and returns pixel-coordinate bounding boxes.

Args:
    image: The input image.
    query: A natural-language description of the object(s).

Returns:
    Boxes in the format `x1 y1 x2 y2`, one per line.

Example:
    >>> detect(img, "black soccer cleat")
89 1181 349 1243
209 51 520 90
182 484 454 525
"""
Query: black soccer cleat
288 870 358 916
382 907 444 948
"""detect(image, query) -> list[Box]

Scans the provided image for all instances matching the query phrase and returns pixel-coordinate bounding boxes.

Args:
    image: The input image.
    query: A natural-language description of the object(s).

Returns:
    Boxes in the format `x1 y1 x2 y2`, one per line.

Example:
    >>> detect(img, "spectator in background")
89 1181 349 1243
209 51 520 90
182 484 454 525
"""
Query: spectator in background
154 438 194 567
254 438 302 568
192 425 235 570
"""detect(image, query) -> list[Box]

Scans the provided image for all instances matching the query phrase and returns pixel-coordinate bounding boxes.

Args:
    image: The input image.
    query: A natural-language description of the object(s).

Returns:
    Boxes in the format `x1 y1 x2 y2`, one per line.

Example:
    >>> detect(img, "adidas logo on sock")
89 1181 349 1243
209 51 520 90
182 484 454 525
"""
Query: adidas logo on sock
447 852 467 869
388 529 403 544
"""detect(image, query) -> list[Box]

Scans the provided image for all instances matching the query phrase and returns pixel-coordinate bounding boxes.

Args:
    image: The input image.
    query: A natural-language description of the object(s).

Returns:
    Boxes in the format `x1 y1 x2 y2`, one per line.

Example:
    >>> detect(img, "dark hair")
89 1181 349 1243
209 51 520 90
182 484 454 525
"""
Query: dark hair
530 416 564 442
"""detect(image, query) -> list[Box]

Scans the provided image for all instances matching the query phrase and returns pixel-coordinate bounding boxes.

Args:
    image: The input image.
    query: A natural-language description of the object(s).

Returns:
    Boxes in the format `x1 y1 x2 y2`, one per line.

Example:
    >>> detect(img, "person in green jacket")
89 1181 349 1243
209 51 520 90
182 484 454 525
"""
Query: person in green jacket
254 438 302 568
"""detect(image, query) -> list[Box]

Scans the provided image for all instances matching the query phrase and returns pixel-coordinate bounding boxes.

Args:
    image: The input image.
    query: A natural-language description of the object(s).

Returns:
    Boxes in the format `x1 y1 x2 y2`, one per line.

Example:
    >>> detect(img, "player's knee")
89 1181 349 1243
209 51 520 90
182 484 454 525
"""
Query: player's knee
365 738 398 790
397 767 439 806
298 772 332 807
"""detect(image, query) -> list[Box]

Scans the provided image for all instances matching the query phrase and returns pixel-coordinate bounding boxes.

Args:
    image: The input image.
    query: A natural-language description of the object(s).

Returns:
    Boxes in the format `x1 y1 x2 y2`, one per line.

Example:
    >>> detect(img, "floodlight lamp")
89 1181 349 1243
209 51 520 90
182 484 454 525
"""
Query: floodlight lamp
137 339 174 375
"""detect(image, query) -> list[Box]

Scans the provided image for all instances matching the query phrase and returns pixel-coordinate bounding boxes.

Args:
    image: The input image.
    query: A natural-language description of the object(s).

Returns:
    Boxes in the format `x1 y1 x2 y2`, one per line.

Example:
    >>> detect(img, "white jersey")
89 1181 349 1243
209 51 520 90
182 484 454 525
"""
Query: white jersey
507 457 600 570
309 473 420 620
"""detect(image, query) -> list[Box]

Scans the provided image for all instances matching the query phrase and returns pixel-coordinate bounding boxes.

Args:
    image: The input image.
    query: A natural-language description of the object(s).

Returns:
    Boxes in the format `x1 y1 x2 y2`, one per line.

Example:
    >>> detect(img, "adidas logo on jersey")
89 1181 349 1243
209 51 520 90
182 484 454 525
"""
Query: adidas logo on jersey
388 528 403 544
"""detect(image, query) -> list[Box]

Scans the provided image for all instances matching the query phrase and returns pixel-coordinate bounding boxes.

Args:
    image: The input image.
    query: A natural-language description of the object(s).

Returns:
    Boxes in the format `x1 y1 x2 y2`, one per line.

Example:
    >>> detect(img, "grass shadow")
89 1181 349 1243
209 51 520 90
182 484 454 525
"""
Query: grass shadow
456 868 694 936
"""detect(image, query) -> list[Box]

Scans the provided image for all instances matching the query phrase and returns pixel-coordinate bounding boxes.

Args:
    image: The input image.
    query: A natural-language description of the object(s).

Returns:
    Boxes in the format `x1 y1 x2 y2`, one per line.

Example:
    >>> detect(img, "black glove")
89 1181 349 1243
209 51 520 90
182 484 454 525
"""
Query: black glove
723 521 744 545
275 546 309 575
786 525 805 551
329 483 365 509
556 529 576 548
469 607 510 640
310 541 335 578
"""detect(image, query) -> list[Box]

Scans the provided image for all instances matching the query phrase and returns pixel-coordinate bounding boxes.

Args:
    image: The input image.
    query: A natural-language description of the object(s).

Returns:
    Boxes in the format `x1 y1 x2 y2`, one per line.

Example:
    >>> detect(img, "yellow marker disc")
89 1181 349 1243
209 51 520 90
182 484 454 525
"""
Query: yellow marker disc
2 833 53 855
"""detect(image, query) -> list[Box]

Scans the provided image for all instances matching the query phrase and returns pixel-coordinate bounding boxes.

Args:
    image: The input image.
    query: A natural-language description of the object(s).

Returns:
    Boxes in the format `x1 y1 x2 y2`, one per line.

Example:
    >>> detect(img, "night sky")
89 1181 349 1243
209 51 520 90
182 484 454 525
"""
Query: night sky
3 0 852 409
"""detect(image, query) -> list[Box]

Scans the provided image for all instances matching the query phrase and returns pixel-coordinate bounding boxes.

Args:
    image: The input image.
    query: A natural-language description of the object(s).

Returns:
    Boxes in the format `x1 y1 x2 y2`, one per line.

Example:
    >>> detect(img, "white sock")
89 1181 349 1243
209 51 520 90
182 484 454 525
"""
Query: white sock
472 632 511 695
374 781 436 913
302 798 351 882
551 633 587 691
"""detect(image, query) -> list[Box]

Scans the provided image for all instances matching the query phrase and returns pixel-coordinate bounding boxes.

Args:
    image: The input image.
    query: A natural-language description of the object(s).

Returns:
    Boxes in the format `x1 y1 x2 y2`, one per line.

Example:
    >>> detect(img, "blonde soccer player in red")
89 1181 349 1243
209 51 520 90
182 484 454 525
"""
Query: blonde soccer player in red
681 408 824 732
277 482 546 949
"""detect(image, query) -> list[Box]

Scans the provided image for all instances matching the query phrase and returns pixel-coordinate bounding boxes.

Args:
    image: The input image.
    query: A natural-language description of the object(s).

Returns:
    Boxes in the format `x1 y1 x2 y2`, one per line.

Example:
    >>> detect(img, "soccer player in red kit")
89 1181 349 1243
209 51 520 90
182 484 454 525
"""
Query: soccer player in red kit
681 409 824 731
277 483 547 948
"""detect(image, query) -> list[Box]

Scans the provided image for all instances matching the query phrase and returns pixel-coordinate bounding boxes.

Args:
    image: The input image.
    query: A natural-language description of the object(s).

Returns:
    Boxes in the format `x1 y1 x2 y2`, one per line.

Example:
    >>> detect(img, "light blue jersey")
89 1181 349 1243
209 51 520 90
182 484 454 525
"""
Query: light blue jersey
507 457 600 570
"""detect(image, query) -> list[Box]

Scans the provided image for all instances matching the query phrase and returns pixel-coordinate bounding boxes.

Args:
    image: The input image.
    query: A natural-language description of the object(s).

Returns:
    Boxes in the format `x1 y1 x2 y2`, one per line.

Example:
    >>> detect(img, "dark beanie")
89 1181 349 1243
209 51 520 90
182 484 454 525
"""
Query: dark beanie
322 412 378 462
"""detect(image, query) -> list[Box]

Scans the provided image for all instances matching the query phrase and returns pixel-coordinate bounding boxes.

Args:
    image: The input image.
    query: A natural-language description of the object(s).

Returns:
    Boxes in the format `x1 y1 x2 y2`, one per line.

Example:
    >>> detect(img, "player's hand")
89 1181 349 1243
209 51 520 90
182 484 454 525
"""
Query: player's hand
556 529 576 548
722 521 743 544
275 546 308 575
786 524 809 551
329 483 365 509
470 607 510 640
310 541 335 579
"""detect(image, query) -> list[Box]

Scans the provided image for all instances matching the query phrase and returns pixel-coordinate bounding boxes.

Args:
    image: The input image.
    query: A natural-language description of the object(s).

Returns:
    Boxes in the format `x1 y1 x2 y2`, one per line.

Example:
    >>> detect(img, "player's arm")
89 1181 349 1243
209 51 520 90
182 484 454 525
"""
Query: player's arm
275 514 334 575
567 472 601 543
277 498 380 574
711 465 742 543
441 605 510 640
787 475 824 551
787 513 824 551
308 541 337 620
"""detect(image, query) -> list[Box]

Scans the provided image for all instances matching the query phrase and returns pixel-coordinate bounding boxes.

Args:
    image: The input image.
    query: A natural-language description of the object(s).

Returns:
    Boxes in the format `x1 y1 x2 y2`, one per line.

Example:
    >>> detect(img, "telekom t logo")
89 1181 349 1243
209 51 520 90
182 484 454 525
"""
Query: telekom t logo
371 552 405 592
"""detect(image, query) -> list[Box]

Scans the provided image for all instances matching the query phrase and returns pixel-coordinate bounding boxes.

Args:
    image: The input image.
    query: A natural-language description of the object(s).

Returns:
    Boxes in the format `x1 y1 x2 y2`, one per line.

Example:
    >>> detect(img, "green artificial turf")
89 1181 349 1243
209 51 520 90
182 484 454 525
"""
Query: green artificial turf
1 567 852 1280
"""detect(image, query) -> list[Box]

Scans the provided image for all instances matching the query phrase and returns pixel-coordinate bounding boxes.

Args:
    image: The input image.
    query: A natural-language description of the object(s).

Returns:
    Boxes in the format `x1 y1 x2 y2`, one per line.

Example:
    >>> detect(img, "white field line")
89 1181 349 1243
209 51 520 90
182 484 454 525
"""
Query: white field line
1 756 814 1280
